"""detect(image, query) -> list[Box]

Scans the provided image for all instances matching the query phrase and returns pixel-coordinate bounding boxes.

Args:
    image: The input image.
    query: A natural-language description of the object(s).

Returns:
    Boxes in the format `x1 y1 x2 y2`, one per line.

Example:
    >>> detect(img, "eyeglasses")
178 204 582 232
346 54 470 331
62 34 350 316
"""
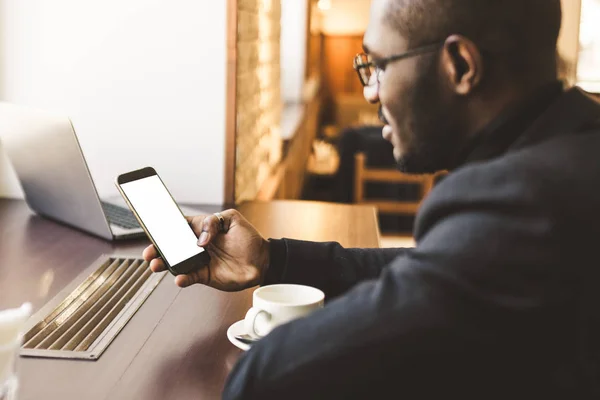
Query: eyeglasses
353 43 442 87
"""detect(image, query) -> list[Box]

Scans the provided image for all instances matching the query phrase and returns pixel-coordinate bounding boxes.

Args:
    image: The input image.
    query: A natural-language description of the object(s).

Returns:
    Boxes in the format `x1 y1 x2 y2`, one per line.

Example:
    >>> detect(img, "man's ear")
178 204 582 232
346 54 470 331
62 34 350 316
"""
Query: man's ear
440 35 483 95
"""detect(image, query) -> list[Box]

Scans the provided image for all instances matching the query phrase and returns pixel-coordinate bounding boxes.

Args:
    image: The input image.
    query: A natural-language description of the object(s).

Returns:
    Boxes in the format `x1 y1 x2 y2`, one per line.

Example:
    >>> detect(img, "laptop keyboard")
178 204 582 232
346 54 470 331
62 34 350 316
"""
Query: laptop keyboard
101 202 141 230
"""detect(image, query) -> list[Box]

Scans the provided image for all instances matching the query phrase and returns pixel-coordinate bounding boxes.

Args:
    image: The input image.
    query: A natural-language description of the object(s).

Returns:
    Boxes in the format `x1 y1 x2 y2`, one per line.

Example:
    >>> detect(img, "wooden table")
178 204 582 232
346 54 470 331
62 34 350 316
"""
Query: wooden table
0 199 380 400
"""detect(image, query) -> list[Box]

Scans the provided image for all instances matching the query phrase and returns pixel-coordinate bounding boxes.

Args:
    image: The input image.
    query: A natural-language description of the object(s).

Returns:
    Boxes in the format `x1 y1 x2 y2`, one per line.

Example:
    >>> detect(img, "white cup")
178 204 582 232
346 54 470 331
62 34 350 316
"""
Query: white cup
0 303 32 400
0 342 19 400
244 284 324 339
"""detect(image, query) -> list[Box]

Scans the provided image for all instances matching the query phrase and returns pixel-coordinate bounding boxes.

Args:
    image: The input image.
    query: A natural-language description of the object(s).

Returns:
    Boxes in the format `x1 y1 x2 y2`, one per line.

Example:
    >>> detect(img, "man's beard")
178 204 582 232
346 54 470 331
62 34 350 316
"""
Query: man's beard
393 57 463 174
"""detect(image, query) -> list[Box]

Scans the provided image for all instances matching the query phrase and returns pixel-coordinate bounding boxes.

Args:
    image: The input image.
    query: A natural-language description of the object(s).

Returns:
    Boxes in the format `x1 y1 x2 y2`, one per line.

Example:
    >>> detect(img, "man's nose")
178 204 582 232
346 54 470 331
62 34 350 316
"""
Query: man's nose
363 75 379 104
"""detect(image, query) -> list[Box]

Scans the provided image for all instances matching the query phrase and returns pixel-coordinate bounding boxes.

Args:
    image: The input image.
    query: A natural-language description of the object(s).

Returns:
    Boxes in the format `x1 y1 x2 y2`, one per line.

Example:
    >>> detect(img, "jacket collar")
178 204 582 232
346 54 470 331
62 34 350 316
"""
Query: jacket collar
461 85 600 167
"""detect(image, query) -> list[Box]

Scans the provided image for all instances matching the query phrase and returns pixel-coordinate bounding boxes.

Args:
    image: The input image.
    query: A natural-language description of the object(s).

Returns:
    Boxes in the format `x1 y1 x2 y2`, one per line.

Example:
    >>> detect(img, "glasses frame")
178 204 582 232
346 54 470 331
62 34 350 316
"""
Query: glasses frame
353 43 443 87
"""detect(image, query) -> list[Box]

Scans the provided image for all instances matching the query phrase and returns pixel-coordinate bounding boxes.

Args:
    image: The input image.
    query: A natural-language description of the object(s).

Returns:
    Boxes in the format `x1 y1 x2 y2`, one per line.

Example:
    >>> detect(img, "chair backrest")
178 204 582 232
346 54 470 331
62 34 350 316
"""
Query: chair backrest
354 153 445 216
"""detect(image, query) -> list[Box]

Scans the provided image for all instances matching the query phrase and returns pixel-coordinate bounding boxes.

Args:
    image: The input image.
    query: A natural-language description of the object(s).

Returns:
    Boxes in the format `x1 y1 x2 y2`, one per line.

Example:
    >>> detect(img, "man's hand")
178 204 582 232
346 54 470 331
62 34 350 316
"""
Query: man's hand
142 210 270 291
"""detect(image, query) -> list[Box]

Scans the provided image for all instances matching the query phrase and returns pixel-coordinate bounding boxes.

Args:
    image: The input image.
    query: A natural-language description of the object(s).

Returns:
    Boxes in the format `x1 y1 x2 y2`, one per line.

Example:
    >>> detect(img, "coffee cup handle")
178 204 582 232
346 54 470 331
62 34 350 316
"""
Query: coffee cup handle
244 307 271 338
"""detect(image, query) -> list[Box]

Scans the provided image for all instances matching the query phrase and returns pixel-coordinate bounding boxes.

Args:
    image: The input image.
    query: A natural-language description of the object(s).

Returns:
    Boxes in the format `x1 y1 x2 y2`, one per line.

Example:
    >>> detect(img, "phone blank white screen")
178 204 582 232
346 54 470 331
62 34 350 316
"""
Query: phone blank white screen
121 175 203 266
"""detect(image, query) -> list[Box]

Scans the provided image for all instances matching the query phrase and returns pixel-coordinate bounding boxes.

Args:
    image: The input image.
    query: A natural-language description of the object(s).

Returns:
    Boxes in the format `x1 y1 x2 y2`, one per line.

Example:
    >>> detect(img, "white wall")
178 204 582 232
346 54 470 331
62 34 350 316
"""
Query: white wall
320 0 371 36
0 0 227 204
281 0 308 103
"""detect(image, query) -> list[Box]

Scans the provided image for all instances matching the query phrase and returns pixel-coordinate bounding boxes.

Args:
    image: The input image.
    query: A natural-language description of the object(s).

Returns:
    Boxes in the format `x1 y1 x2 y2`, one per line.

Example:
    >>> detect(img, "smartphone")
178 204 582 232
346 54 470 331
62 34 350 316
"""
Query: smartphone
115 167 210 276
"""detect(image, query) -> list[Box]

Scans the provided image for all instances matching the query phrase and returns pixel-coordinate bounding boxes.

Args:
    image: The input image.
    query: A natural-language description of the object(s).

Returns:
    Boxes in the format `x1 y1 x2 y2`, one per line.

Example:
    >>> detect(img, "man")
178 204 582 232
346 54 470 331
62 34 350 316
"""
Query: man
145 0 600 398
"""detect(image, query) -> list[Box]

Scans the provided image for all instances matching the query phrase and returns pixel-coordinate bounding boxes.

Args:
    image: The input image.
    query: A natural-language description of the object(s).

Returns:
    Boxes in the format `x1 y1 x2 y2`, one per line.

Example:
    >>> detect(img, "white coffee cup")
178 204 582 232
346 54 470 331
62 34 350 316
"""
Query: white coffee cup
0 303 31 400
244 284 324 339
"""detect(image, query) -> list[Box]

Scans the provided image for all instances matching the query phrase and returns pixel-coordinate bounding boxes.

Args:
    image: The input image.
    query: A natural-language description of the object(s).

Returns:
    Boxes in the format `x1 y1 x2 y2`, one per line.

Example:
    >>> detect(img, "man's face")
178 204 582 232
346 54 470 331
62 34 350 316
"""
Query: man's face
363 0 465 173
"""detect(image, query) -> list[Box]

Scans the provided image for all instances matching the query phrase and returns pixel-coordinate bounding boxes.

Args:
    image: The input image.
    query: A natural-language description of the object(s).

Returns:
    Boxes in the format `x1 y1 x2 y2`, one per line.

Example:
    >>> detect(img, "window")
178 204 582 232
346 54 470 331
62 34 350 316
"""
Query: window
578 0 600 92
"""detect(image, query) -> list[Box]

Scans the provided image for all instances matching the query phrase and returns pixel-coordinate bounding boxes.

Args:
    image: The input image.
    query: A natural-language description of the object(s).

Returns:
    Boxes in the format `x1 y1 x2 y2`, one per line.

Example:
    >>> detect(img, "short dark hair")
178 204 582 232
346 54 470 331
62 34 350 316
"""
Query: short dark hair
386 0 562 79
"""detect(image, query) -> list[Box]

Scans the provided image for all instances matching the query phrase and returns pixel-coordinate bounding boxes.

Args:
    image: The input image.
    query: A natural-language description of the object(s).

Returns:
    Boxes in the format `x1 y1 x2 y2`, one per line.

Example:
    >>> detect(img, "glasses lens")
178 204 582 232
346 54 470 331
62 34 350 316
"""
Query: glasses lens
359 69 370 86
354 54 376 86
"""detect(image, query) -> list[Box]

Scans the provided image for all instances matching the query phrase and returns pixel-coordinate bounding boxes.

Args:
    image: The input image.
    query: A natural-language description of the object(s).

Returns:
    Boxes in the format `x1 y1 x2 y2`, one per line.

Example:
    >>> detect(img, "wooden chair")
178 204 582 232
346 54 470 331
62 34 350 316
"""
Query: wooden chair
354 153 444 216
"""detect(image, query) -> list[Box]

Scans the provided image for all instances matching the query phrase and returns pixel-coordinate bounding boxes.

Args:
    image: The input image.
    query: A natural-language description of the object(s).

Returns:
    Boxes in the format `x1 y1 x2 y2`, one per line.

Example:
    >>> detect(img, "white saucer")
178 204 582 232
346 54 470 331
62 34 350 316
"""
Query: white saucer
227 320 251 351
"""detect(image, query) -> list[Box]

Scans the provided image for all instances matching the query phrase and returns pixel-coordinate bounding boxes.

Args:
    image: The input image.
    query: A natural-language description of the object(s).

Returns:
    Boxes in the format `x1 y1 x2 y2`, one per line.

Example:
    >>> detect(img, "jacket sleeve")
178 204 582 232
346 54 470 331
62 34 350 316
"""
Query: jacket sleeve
263 239 406 298
223 162 568 400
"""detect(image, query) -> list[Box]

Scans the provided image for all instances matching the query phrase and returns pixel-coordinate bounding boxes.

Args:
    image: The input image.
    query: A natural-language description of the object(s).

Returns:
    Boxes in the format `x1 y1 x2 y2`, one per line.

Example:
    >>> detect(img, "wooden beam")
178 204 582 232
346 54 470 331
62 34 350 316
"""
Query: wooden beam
354 152 365 203
362 169 430 184
224 0 238 205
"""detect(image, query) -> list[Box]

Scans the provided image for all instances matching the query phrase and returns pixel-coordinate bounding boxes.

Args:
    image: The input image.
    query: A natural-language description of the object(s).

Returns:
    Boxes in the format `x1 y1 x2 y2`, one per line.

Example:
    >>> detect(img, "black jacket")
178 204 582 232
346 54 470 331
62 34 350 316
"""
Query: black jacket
224 87 600 399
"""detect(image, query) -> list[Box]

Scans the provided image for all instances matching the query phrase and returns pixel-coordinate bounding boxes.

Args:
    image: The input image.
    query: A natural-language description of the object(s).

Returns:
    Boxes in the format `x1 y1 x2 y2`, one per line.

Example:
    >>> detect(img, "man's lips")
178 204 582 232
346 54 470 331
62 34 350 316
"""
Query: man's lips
382 125 393 142
378 106 389 125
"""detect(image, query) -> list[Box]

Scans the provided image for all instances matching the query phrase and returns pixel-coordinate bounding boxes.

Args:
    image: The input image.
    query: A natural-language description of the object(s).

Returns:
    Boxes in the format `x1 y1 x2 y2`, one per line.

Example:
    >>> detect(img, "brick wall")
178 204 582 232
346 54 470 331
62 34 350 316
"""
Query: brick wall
235 0 282 202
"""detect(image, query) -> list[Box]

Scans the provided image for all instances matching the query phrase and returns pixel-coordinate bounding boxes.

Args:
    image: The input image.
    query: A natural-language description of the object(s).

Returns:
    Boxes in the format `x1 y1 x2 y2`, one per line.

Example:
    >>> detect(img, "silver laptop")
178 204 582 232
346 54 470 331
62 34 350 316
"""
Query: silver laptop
0 102 145 240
